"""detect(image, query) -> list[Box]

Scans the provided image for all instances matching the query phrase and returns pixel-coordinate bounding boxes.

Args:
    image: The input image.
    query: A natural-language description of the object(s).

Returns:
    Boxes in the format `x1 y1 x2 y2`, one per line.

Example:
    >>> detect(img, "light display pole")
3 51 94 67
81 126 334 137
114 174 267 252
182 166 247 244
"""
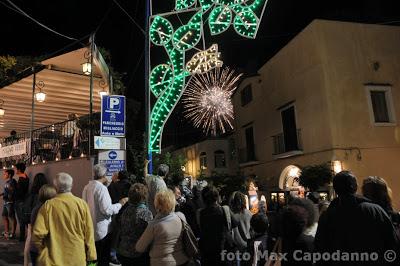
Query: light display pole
147 0 269 161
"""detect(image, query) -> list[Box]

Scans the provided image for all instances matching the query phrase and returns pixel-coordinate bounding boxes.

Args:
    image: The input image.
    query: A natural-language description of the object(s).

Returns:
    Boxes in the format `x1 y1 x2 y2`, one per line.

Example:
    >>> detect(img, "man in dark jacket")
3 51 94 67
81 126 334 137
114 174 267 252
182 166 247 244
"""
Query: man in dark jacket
198 186 239 266
107 170 131 265
108 171 131 204
14 163 29 241
315 171 399 266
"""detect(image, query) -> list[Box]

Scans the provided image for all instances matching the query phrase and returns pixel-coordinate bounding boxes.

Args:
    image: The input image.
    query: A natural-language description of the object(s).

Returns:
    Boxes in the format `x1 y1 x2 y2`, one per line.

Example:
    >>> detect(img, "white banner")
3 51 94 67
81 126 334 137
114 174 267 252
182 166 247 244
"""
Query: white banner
0 141 28 158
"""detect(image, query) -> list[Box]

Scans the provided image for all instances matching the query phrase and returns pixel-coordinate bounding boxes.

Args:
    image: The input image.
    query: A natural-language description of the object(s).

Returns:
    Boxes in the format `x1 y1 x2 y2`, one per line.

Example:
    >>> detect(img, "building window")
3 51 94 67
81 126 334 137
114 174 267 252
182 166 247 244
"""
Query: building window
366 85 396 125
245 126 256 161
281 105 299 151
214 150 226 168
200 152 207 169
272 103 302 155
239 126 256 163
241 84 253 106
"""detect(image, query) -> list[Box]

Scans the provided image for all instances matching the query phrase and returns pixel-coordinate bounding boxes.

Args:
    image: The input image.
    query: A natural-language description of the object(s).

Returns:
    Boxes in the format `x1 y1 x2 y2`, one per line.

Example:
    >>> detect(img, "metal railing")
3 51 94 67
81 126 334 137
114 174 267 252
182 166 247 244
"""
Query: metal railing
0 113 100 167
272 129 303 155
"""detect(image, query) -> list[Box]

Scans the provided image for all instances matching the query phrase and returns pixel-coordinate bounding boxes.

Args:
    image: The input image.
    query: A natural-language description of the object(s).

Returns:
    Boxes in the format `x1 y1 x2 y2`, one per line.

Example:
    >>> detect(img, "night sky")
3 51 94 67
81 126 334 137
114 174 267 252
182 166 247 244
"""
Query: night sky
1 0 400 147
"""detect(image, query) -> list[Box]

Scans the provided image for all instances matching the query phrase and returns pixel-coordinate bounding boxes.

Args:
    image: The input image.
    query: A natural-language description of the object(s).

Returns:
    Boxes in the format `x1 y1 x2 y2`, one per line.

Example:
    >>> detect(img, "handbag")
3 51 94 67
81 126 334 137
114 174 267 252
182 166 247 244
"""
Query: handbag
221 205 235 250
265 238 282 266
179 215 200 258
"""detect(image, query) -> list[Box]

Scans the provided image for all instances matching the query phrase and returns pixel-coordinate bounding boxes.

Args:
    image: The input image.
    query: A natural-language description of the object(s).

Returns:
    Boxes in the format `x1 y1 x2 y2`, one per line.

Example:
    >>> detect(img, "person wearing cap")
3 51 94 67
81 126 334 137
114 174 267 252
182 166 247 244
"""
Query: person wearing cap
315 171 399 266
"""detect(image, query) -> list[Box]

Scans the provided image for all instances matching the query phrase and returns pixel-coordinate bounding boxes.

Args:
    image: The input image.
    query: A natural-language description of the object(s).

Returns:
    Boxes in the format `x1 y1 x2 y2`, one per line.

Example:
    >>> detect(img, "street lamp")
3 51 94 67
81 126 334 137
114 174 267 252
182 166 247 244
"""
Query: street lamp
0 99 5 116
35 81 46 103
332 160 343 174
82 50 92 75
35 91 46 102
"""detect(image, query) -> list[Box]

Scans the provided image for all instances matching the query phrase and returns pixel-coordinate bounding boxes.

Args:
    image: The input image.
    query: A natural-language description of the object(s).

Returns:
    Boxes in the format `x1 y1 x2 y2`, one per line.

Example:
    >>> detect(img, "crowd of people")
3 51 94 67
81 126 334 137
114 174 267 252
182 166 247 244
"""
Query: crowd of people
1 162 400 266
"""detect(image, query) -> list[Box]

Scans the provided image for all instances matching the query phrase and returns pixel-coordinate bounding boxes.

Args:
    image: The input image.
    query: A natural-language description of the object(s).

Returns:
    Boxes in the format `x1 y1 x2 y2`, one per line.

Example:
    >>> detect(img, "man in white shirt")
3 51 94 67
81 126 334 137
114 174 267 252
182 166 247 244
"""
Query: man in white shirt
82 164 128 266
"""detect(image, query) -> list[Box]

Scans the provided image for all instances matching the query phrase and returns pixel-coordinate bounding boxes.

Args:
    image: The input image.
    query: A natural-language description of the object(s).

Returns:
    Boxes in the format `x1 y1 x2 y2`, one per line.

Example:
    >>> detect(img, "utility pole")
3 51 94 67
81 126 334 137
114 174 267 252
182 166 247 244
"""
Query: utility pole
30 67 36 165
145 0 153 173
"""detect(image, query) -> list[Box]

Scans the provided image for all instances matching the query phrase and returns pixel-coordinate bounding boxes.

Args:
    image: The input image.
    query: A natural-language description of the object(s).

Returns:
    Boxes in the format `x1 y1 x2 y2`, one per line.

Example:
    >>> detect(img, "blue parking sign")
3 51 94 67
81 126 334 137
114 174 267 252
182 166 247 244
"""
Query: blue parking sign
101 95 125 137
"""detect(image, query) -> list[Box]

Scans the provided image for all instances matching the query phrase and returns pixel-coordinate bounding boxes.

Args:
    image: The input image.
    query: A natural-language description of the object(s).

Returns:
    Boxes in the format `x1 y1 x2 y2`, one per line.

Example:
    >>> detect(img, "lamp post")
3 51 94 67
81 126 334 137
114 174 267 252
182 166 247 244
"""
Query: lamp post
88 34 95 159
30 67 36 165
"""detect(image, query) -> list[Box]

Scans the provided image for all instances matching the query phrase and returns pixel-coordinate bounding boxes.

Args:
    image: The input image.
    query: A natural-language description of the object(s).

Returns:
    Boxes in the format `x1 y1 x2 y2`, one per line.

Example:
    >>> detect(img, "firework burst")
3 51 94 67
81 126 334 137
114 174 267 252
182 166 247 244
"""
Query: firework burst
182 67 242 136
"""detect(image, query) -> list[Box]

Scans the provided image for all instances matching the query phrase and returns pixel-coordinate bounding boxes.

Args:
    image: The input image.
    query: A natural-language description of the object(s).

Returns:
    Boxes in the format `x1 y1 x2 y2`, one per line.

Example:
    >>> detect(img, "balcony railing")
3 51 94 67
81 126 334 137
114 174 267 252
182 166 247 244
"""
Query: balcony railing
239 146 257 164
272 129 303 155
0 113 100 167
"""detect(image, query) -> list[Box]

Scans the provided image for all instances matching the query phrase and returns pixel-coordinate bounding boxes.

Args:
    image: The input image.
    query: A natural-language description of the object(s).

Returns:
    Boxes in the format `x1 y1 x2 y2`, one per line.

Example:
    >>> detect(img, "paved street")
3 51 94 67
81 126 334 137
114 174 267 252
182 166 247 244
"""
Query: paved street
0 226 24 266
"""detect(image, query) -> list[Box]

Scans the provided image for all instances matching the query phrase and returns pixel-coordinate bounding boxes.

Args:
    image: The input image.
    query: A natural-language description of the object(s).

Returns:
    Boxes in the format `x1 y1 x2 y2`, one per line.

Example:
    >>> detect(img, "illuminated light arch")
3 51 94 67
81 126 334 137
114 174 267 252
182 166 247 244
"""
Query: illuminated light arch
149 0 269 153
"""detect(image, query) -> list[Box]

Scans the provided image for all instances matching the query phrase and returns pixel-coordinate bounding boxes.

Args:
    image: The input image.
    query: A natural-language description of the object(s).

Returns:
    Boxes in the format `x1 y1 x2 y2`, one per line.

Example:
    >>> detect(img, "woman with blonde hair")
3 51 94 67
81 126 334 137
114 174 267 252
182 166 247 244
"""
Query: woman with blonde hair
24 184 57 266
136 189 189 266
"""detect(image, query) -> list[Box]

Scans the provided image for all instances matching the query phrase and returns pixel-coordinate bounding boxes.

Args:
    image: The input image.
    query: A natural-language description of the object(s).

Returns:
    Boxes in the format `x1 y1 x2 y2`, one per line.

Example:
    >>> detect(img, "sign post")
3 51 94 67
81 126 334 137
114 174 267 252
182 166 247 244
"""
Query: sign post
99 95 126 178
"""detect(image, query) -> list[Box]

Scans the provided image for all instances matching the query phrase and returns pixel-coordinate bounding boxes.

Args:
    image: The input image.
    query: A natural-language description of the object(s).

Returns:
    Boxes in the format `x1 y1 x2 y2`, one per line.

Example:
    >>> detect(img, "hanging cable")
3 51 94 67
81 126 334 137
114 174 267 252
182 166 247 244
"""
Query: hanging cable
3 0 78 41
111 0 145 35
127 50 144 88
94 5 113 34
0 0 20 14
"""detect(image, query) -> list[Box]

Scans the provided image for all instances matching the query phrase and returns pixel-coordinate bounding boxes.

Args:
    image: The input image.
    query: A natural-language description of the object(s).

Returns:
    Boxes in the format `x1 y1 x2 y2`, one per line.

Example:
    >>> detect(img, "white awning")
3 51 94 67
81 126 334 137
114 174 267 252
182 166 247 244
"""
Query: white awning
0 47 110 137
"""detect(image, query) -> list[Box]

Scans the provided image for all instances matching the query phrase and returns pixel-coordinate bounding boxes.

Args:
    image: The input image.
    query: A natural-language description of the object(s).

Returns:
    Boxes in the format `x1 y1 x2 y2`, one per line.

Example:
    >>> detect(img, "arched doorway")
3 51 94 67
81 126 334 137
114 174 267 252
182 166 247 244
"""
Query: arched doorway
278 165 304 197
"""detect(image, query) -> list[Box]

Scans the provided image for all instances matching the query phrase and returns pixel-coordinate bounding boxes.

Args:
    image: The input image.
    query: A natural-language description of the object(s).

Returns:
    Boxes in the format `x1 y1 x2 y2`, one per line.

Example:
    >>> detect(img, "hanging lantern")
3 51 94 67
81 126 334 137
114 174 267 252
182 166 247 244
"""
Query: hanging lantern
82 62 92 75
35 91 46 102
82 50 92 75
35 81 46 103
0 99 5 116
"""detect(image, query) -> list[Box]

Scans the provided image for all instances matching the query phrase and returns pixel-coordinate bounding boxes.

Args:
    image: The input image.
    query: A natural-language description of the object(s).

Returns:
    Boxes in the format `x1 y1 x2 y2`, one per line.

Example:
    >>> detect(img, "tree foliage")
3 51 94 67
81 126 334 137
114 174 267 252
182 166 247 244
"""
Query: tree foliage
299 163 333 192
152 152 187 185
0 55 17 81
200 172 247 203
0 55 43 84
97 47 126 95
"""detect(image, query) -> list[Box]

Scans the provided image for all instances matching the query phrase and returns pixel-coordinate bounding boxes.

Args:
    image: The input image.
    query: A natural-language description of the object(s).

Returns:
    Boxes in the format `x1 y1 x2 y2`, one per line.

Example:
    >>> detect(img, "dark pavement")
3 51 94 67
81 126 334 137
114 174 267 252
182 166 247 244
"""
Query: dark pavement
0 226 24 266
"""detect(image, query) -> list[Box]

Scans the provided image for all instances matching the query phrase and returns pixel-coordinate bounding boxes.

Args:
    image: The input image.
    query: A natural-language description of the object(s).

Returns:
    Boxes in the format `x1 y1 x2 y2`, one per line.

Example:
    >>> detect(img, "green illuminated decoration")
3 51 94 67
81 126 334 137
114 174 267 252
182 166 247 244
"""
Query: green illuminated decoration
149 0 268 153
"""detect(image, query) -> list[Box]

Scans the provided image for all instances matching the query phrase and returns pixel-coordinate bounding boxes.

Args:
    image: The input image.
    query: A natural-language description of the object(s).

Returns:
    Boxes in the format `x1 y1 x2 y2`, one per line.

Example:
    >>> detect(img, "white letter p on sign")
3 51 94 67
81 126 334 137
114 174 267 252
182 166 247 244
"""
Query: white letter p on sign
109 98 120 110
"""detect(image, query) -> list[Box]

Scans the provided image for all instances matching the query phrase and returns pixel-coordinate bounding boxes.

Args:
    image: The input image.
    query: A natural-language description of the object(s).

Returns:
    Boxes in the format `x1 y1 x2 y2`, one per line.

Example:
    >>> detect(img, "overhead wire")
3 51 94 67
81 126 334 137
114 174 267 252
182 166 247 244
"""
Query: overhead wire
3 0 78 41
0 0 19 13
127 50 144 88
94 5 113 34
111 0 145 35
